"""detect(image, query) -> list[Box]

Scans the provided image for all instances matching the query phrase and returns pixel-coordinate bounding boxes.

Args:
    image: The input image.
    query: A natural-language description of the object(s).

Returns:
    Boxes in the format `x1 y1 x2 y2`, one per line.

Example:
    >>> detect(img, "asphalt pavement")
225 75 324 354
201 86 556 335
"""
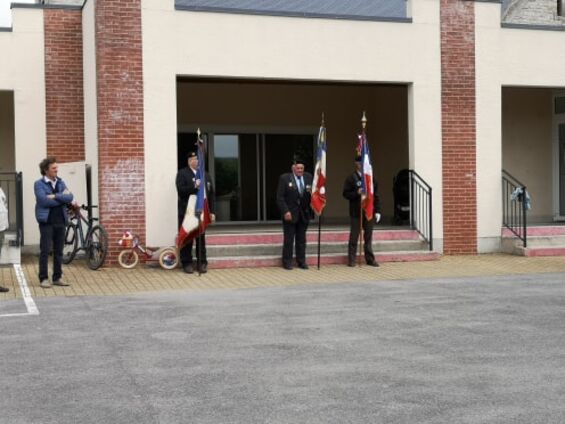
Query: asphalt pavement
1 271 565 423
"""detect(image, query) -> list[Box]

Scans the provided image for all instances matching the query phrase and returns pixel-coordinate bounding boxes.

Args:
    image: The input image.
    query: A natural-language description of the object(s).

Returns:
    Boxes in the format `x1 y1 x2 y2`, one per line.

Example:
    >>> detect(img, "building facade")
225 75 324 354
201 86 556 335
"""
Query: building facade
1 0 565 261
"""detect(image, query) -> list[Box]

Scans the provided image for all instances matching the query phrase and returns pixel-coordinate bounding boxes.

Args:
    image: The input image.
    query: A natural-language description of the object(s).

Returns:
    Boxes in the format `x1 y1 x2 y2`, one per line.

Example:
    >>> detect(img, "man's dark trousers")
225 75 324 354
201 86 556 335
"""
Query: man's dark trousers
282 217 308 268
178 215 207 266
348 215 375 264
38 223 65 281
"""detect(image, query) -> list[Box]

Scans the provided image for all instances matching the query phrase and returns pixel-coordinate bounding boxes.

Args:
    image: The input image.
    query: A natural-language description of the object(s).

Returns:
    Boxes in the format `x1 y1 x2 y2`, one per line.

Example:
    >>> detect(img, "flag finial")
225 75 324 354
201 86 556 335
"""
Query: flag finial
197 128 201 139
361 111 367 130
321 112 325 127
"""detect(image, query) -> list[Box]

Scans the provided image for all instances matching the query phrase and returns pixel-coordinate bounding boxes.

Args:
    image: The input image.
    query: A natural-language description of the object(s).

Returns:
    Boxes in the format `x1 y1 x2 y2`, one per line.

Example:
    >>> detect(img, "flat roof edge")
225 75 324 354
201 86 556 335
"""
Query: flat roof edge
11 2 83 11
174 5 412 24
501 22 565 32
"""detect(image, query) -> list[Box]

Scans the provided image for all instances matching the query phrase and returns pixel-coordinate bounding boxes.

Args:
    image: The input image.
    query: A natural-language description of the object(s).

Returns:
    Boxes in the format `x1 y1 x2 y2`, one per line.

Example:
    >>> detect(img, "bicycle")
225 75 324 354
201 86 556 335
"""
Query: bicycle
117 231 178 270
62 203 109 270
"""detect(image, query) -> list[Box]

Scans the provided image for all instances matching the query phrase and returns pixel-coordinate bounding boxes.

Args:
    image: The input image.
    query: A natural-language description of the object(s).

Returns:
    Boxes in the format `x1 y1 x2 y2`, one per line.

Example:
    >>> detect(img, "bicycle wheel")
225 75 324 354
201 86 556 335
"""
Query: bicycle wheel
118 249 139 269
62 223 78 264
86 225 109 270
158 247 179 270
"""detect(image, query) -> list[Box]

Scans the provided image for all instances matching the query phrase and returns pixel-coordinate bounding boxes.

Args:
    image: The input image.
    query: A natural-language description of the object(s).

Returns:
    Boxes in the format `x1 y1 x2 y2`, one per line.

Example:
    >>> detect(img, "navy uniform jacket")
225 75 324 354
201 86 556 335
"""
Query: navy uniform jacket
342 172 381 218
276 172 314 223
176 167 215 218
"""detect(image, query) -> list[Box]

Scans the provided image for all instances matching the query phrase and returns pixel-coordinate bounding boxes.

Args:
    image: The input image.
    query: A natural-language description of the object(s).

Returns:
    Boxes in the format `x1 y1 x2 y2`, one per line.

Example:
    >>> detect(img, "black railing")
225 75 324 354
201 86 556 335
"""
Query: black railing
0 172 24 246
409 170 433 251
502 170 527 248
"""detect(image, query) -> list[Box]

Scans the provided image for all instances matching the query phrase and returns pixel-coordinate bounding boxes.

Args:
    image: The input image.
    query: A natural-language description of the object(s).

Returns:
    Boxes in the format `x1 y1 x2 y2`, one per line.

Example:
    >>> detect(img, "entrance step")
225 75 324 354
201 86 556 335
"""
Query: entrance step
0 232 20 265
207 239 428 257
208 251 440 269
501 226 565 257
206 228 439 269
206 229 420 245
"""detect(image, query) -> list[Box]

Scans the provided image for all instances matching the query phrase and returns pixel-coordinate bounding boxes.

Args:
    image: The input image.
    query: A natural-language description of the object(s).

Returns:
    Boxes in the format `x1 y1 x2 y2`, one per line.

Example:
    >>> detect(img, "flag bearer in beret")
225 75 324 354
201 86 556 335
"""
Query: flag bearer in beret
343 155 382 267
176 151 215 274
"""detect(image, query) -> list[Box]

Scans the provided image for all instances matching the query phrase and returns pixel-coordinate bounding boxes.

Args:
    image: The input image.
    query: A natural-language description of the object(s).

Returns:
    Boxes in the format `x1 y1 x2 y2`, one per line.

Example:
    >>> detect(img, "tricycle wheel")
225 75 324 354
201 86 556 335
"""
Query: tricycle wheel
159 248 178 270
118 249 139 269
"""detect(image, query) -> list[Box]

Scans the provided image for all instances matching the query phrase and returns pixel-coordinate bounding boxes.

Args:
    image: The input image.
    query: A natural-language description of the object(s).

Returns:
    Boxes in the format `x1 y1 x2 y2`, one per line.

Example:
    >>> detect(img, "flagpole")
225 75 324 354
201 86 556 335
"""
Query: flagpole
316 113 325 270
196 128 202 277
358 112 367 267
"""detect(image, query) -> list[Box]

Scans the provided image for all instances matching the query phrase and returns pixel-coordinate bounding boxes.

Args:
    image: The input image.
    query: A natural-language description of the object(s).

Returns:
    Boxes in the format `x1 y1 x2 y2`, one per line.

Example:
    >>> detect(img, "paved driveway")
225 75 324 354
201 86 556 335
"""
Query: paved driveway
1 272 565 423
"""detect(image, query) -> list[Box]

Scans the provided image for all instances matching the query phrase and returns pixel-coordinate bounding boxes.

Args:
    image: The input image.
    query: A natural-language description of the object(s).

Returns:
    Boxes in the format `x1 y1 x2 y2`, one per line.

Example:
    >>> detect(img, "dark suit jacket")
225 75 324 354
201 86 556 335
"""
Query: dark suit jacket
342 172 381 218
176 167 215 218
276 172 314 223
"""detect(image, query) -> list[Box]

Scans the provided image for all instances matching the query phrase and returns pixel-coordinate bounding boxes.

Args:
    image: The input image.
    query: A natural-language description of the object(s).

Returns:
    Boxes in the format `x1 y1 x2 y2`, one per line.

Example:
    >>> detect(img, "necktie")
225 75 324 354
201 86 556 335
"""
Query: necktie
298 178 304 195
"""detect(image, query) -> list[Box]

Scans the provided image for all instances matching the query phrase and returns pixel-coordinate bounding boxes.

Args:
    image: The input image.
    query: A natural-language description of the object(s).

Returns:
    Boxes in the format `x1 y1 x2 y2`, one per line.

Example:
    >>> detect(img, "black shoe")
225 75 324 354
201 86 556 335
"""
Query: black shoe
0 286 9 293
283 264 293 270
198 263 208 274
347 262 355 267
298 263 309 270
367 260 380 267
183 264 194 274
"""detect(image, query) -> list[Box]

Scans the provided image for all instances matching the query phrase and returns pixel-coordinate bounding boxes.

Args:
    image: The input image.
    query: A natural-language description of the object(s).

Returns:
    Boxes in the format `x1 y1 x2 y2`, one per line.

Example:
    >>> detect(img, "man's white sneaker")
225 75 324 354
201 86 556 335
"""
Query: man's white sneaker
40 280 52 288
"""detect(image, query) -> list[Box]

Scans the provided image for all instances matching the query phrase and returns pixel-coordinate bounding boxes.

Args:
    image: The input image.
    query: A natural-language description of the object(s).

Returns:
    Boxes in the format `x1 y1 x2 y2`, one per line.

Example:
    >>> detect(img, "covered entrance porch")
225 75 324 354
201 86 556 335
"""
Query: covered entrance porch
501 87 565 256
176 78 411 226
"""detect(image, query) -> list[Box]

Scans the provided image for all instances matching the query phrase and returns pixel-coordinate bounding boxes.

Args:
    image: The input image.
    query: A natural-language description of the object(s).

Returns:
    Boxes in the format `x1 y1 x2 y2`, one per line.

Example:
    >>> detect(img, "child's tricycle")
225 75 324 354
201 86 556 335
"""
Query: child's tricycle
117 231 179 270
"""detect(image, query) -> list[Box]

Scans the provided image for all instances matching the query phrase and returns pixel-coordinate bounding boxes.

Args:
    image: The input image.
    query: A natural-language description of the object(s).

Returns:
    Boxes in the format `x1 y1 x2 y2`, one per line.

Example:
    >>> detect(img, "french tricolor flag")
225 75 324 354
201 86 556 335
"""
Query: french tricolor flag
176 133 211 249
195 136 212 232
358 133 374 220
311 125 327 216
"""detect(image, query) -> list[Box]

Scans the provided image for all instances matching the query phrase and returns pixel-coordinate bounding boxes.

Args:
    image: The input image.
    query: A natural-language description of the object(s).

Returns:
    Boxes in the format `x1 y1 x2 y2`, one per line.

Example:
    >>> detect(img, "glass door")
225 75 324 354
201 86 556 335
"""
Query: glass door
213 134 259 222
205 132 314 223
263 134 315 220
556 94 565 219
557 123 565 217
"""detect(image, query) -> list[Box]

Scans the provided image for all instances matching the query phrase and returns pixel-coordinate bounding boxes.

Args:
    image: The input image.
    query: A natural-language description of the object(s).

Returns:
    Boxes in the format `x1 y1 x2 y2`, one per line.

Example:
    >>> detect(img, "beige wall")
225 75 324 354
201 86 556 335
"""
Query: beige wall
502 88 553 222
0 7 47 245
142 0 443 247
177 81 408 222
476 2 565 251
0 91 15 172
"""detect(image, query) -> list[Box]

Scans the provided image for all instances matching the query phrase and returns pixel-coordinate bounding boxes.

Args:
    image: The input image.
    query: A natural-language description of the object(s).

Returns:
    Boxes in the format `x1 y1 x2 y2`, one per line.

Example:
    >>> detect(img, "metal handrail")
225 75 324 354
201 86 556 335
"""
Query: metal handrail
408 170 433 251
502 170 527 248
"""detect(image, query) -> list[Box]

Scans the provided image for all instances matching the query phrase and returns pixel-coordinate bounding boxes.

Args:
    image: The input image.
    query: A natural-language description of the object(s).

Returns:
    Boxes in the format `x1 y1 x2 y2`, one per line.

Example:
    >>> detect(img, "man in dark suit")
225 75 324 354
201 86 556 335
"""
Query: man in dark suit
343 155 382 267
276 158 314 270
176 151 215 274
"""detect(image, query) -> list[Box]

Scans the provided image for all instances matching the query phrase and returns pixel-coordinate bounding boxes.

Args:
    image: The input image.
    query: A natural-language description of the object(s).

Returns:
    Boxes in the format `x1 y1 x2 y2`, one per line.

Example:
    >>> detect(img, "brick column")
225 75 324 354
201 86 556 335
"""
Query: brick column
95 0 145 264
440 0 477 254
44 8 85 162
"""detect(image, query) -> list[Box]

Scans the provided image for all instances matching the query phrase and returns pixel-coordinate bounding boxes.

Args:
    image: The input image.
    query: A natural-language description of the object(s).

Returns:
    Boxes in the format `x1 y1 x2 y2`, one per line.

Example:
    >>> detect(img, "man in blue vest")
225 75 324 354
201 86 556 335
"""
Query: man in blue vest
34 157 74 288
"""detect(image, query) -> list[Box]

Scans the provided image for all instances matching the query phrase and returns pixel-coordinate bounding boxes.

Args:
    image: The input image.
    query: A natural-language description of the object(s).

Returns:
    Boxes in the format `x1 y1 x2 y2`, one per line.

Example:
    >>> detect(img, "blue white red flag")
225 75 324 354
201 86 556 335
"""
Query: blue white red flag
196 135 212 232
176 134 212 249
311 125 327 216
357 133 374 220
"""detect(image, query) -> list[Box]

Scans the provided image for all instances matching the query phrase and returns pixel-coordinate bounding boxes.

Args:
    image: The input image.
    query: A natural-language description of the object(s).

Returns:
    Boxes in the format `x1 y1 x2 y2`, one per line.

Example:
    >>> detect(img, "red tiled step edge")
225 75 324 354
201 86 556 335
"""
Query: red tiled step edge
207 229 420 246
524 247 565 257
502 226 565 237
208 251 440 269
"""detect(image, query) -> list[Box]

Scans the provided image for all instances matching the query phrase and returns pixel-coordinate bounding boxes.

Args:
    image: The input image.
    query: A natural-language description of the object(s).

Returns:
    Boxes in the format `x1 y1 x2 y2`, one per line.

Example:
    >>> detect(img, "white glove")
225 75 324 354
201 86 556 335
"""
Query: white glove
375 213 381 223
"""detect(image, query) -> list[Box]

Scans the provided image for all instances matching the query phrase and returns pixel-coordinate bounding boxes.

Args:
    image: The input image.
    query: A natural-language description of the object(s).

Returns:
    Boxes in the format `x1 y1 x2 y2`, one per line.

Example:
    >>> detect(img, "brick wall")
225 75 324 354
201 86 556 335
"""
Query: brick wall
44 8 85 163
95 0 145 264
440 0 477 254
